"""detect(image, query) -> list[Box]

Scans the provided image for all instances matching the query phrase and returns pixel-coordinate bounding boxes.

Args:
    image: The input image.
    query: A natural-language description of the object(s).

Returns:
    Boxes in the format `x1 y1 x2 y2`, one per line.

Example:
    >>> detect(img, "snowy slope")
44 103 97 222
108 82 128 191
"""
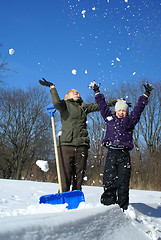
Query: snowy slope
0 179 161 240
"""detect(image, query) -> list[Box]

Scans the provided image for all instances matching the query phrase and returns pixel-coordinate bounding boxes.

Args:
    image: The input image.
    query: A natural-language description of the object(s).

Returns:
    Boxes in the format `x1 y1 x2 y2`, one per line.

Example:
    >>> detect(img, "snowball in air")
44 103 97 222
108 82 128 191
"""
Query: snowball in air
116 57 120 62
72 69 77 75
58 131 62 137
9 48 15 55
36 160 49 172
81 10 86 18
85 70 88 74
133 72 136 75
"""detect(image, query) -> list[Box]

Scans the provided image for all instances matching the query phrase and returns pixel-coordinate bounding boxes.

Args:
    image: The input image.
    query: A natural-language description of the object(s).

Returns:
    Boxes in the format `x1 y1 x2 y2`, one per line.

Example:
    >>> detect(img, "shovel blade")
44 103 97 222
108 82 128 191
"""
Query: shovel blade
39 190 85 210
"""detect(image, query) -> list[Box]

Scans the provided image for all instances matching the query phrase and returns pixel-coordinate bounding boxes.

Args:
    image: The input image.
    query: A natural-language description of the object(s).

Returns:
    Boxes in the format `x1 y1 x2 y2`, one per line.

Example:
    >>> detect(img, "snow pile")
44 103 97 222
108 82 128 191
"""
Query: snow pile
0 179 161 240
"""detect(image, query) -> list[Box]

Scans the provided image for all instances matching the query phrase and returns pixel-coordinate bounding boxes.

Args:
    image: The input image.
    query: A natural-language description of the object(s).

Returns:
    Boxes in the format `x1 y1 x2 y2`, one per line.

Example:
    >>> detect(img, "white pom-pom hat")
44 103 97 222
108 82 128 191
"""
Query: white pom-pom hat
115 99 129 112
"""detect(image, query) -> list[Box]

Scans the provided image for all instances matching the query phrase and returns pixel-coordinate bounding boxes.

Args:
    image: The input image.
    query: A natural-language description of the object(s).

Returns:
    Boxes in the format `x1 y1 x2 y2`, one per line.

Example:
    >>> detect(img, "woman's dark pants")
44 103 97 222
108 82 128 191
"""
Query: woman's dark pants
58 145 88 192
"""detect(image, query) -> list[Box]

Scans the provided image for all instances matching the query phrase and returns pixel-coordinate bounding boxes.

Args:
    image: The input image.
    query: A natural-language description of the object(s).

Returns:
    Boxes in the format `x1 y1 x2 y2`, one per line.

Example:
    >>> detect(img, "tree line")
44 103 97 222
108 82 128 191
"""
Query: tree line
0 80 160 191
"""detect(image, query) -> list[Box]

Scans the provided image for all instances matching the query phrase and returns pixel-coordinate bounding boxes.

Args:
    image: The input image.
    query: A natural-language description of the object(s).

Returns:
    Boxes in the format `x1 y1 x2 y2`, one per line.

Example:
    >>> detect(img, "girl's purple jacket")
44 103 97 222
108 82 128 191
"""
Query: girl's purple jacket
95 94 148 150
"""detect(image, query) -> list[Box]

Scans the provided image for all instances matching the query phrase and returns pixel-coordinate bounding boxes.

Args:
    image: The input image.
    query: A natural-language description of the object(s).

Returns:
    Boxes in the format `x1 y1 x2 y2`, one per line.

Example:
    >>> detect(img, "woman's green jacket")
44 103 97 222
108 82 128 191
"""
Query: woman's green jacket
50 87 116 148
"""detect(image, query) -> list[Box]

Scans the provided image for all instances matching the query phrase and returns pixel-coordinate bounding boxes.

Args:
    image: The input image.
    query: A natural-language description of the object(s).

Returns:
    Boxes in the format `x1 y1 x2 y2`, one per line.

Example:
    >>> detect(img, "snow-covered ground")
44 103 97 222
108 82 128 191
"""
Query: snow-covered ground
0 179 161 240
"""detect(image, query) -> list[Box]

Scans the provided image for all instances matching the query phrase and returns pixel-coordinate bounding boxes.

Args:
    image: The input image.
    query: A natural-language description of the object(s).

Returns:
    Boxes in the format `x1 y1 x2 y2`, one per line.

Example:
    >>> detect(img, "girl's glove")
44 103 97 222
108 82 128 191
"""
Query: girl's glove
143 82 154 97
39 78 55 87
88 80 101 95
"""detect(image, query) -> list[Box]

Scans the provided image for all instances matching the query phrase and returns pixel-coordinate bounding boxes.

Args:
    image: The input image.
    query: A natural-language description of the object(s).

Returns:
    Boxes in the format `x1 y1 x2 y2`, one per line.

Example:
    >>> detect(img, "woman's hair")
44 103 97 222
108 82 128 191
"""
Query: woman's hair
65 89 81 100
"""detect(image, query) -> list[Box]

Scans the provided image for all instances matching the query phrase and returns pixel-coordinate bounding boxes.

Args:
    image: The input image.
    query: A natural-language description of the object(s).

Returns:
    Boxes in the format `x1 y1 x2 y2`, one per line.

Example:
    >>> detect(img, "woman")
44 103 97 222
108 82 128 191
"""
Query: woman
39 78 116 192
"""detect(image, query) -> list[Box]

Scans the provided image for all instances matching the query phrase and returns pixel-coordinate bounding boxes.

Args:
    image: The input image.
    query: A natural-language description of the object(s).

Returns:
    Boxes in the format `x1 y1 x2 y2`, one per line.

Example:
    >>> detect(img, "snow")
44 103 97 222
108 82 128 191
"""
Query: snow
58 130 62 136
36 160 49 172
116 57 121 62
106 116 113 121
81 10 86 18
72 69 77 75
0 179 161 240
9 48 15 55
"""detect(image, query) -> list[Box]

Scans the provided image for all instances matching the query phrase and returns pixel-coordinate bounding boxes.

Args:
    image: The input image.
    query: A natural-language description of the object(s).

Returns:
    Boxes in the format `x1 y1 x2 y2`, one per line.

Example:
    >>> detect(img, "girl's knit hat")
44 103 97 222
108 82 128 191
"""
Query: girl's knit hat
115 99 129 112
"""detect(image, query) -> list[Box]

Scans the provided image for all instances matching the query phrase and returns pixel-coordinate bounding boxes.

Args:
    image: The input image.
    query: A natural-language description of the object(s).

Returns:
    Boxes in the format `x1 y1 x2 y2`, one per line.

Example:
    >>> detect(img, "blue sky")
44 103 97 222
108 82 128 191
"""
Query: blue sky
0 0 161 100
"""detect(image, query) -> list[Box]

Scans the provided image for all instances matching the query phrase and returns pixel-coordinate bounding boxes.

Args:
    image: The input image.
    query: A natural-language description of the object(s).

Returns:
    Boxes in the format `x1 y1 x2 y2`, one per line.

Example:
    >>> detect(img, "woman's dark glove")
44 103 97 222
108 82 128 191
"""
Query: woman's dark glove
88 80 101 95
39 78 55 87
143 82 154 97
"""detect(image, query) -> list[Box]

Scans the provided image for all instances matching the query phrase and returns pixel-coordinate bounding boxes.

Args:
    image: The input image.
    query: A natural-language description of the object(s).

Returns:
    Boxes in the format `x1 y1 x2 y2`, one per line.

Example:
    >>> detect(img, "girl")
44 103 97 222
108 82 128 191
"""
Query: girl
89 81 153 211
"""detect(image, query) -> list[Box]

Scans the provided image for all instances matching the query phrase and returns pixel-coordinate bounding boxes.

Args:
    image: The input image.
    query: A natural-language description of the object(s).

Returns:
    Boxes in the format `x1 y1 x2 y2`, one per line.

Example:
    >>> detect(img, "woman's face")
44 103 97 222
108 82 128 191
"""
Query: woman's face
116 110 127 118
67 90 80 100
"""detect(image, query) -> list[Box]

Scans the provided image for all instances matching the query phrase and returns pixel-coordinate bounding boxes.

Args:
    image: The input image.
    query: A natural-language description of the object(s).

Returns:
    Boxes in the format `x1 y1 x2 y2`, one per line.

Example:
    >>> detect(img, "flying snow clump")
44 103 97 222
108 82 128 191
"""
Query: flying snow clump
81 10 86 18
72 69 77 75
9 48 15 55
36 160 49 172
116 57 121 62
58 131 62 137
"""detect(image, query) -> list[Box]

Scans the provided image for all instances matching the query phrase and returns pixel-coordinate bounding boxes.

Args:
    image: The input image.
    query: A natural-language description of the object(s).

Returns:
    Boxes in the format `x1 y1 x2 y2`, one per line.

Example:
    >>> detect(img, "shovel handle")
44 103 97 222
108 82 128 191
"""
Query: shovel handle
51 116 62 193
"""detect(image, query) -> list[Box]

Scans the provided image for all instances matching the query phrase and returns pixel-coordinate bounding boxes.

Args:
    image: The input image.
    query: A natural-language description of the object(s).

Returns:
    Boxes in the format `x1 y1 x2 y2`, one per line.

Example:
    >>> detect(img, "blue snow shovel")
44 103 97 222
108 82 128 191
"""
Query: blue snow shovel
39 106 85 210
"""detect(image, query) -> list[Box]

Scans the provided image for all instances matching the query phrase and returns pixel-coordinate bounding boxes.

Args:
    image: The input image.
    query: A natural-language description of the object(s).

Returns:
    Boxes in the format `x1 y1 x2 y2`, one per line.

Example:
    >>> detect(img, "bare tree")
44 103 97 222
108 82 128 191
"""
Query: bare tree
0 86 55 180
140 81 161 154
0 43 9 84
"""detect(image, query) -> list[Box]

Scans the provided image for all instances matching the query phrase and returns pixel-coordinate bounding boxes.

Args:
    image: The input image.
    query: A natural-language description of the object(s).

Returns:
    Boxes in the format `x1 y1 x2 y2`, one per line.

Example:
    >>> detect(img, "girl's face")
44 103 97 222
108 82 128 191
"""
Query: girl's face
67 90 80 100
116 110 127 118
